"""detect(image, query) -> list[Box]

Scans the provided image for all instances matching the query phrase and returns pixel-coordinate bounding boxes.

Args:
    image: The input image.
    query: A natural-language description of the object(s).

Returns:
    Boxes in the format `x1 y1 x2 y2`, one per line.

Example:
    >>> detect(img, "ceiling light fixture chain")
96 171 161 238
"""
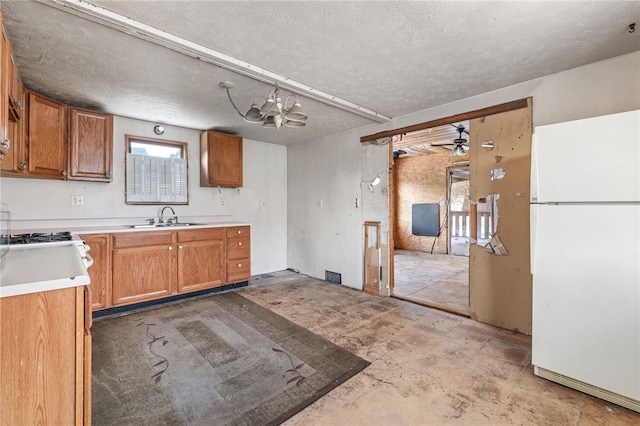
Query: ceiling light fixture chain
220 81 308 129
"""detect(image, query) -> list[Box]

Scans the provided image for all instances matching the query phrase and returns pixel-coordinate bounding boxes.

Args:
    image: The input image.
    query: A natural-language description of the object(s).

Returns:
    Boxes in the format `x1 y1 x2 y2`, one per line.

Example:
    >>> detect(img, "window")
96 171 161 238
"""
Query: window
125 135 188 204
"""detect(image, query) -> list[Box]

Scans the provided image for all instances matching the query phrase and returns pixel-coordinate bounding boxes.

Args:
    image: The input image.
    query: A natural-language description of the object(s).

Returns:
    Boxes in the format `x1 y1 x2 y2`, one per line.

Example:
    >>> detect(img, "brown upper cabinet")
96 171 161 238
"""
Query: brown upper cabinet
26 90 68 179
7 50 23 120
0 14 113 181
200 130 243 188
0 16 23 166
69 107 113 182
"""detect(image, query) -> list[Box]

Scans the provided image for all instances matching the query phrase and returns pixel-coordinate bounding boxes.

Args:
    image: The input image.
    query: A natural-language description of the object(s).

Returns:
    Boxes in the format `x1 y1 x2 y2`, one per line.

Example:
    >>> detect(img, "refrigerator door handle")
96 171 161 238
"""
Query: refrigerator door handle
530 132 539 202
530 204 539 274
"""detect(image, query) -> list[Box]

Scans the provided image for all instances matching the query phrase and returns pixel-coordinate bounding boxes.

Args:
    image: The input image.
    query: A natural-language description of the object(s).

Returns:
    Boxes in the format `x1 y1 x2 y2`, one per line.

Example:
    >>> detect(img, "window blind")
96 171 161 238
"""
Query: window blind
126 153 187 203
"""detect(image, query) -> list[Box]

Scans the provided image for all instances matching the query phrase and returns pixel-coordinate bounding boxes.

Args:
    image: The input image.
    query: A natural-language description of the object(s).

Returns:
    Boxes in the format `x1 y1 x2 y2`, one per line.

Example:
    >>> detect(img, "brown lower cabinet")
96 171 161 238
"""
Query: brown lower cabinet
101 226 248 310
0 285 91 425
112 231 176 307
177 227 226 293
226 226 251 283
81 233 111 310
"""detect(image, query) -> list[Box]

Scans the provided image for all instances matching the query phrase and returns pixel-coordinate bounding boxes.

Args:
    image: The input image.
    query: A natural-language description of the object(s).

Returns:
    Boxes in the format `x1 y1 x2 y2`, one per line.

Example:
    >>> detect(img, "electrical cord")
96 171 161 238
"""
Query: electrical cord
430 200 450 254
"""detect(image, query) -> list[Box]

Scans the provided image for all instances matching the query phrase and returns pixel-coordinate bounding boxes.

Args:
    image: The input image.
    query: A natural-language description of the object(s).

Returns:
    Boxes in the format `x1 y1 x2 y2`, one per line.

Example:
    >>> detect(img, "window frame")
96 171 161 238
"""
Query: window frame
124 134 189 205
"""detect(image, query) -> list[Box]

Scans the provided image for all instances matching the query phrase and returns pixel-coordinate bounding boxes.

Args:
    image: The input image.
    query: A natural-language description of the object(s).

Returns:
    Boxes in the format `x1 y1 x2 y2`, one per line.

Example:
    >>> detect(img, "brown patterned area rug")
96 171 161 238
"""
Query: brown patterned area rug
92 291 370 425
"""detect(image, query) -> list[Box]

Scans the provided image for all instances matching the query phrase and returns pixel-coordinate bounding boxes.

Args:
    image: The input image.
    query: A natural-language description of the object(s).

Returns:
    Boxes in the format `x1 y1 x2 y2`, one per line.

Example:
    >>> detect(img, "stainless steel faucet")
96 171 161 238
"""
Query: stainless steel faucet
159 206 176 224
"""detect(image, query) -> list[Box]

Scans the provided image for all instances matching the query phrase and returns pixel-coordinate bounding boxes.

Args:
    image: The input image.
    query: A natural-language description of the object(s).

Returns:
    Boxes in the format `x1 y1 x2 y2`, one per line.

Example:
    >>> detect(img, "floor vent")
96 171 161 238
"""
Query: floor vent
325 271 342 284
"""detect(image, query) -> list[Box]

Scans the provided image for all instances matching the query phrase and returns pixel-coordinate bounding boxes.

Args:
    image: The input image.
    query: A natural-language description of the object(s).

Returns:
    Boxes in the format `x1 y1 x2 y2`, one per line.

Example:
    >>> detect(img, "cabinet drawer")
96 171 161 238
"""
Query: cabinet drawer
227 259 250 283
178 227 225 243
227 237 250 260
113 231 173 249
226 226 249 238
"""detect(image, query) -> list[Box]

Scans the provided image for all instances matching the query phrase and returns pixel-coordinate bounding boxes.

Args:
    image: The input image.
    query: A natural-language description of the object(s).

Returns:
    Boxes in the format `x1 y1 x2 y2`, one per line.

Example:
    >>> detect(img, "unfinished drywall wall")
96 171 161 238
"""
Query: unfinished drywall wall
469 101 533 334
393 151 469 253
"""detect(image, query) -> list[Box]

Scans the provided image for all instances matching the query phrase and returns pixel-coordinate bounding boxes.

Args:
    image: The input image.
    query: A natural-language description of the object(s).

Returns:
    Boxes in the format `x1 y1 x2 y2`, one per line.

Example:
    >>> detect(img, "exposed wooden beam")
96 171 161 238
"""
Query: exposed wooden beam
361 98 530 143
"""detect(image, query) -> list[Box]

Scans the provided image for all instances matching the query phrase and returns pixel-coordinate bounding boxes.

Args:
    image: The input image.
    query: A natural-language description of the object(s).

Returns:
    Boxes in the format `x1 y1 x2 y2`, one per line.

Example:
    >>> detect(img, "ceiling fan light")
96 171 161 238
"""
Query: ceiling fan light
451 145 466 156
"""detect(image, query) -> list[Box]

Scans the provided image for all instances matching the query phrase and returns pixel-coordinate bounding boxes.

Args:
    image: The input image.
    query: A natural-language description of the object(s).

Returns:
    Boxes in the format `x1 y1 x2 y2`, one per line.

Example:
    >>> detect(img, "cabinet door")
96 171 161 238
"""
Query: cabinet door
69 107 113 182
112 241 175 306
8 50 23 119
200 131 243 187
0 113 25 174
0 23 8 162
26 91 67 178
178 238 226 293
80 233 112 311
0 287 82 426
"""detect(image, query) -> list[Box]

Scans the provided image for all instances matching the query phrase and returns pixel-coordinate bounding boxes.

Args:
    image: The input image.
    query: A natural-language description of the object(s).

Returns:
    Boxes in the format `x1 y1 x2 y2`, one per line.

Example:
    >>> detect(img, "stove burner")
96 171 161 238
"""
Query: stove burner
4 232 73 245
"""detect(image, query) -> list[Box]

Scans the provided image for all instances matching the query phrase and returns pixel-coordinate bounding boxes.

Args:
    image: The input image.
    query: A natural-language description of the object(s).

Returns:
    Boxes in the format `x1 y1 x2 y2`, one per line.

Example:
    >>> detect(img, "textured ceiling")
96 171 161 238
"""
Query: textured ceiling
1 1 639 146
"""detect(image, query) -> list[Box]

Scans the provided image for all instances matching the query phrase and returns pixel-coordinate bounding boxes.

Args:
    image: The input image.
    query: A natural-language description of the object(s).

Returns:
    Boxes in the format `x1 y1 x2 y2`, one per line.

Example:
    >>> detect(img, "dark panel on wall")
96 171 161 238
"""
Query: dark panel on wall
412 203 440 236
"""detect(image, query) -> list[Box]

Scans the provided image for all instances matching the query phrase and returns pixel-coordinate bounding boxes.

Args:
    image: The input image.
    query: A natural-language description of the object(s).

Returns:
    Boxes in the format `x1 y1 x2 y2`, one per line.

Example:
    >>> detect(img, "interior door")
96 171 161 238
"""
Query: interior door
468 100 533 333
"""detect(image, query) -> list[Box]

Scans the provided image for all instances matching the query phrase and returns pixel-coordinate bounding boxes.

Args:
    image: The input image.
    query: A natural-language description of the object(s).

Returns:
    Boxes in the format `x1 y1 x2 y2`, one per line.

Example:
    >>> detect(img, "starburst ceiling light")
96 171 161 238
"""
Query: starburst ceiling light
220 81 308 129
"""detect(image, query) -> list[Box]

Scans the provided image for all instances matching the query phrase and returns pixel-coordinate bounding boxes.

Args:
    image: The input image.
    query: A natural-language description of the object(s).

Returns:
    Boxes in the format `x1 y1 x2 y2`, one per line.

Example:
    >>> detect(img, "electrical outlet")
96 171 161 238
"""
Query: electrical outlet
262 201 266 207
319 199 324 208
71 195 85 206
221 199 225 206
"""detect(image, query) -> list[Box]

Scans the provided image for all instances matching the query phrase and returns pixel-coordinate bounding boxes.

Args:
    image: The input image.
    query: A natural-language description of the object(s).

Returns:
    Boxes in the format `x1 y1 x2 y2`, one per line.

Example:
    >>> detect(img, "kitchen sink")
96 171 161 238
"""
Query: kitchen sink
126 223 205 229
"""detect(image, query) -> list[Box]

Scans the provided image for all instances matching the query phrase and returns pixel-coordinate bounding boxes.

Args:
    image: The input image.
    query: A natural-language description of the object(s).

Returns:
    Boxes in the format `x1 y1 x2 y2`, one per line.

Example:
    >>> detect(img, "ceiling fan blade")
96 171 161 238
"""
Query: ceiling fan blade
430 142 455 146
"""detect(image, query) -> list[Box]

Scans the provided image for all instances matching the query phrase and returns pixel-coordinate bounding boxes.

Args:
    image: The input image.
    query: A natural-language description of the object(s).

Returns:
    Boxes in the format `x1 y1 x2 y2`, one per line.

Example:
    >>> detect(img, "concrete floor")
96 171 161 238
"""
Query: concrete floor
393 249 470 316
242 271 640 425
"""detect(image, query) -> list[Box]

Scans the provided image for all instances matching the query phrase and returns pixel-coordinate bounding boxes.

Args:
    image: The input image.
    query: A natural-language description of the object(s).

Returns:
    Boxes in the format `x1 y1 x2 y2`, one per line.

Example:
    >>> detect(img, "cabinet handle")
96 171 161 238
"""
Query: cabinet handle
168 246 173 251
19 161 27 170
60 170 67 176
178 245 183 250
237 230 241 234
237 263 242 268
238 242 242 246
105 172 111 179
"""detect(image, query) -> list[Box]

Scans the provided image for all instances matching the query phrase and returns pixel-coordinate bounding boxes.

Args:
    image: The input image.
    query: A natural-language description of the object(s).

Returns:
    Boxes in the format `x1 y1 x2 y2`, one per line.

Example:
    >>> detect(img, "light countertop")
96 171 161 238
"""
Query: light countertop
10 217 250 235
0 244 90 298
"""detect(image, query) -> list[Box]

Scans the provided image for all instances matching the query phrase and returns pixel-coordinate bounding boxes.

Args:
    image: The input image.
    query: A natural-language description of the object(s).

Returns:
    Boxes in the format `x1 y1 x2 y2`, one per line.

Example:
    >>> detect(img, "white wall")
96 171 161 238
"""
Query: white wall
0 116 288 275
287 51 640 289
287 128 366 288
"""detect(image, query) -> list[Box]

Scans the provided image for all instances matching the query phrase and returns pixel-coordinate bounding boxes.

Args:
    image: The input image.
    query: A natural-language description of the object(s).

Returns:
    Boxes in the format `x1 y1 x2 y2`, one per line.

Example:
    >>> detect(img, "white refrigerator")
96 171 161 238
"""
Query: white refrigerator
530 110 640 412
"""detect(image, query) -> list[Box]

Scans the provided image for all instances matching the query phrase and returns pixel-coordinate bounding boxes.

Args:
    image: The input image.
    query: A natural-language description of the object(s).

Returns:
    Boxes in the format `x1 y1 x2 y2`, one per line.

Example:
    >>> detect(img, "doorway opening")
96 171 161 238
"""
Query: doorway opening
362 97 533 331
390 123 470 316
448 165 470 256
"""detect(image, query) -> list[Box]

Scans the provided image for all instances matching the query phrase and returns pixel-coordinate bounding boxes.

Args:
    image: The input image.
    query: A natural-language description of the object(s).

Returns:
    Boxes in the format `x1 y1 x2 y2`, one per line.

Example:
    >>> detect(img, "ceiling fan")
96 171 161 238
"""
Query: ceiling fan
430 124 470 156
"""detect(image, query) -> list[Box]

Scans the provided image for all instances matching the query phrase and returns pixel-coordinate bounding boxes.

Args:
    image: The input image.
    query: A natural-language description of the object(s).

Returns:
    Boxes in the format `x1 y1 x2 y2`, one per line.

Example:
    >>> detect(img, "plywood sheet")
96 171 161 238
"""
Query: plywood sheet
469 100 533 334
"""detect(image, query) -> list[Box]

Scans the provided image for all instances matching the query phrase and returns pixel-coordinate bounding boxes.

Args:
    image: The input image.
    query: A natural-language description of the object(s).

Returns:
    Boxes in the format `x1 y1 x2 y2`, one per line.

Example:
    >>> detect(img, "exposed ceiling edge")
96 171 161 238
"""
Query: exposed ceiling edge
38 0 393 124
